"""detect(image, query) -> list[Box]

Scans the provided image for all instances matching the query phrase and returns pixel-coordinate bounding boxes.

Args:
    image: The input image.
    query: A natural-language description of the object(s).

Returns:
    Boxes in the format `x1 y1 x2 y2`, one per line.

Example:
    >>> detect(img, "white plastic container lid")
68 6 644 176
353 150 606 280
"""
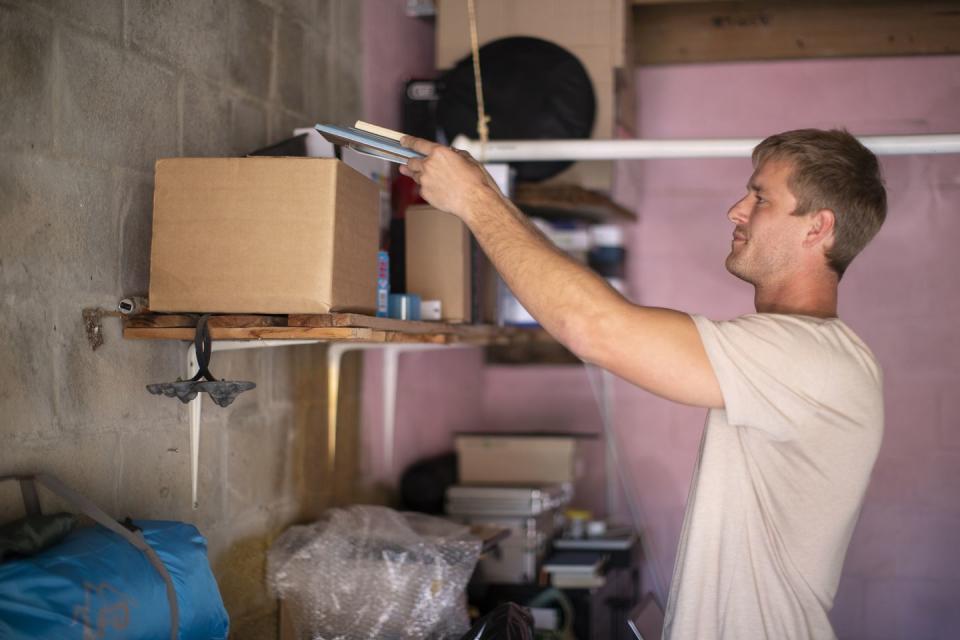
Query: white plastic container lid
589 224 624 248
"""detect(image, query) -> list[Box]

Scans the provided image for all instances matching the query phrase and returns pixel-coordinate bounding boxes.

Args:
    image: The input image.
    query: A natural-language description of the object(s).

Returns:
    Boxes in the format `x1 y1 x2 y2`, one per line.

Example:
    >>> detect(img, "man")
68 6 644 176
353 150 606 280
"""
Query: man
400 129 886 639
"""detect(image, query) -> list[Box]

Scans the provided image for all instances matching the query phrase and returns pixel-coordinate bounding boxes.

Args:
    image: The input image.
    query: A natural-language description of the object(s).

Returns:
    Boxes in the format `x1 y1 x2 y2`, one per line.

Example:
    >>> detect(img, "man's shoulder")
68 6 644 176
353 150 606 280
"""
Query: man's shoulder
700 313 881 380
696 312 833 340
697 313 875 359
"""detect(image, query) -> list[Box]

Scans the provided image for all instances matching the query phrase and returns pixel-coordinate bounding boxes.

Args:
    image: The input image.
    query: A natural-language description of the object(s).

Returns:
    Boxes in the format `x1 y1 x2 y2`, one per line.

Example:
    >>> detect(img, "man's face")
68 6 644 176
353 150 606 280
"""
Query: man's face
725 158 808 285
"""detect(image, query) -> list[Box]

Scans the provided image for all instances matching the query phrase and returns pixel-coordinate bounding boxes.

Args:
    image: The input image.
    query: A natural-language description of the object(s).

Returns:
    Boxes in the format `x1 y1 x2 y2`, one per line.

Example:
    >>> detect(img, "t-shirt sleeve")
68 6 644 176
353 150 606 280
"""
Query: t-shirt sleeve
691 314 831 440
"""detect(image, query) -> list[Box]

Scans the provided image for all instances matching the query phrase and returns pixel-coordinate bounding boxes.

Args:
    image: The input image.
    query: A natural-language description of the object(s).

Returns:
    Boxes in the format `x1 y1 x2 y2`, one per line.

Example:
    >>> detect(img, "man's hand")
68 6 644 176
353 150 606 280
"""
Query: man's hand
399 136 502 224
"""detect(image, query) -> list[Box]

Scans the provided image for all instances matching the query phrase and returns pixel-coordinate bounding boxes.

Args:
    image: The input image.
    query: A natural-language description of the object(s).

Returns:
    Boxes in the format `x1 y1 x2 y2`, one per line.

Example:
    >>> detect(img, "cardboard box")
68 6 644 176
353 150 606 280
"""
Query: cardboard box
405 205 472 323
149 157 379 314
436 0 625 71
436 0 625 190
456 434 578 486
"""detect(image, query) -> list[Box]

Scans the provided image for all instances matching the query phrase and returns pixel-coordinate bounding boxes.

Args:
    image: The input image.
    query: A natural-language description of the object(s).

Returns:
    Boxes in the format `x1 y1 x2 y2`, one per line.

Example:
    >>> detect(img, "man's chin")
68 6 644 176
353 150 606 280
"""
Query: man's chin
725 256 754 284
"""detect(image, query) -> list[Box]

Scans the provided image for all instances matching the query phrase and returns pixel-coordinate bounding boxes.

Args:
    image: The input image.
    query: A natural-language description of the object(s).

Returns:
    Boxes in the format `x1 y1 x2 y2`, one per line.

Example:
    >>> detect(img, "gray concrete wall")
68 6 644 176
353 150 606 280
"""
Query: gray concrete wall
0 1 364 636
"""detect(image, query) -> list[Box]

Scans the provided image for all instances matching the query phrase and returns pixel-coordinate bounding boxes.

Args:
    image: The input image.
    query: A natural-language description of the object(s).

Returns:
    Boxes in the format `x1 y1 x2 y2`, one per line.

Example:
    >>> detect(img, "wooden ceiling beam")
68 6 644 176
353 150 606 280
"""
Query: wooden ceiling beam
632 1 960 65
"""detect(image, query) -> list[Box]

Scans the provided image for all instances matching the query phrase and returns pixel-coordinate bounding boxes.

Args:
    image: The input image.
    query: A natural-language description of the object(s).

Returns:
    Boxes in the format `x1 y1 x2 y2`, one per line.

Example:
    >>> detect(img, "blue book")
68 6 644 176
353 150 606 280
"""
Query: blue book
315 123 425 165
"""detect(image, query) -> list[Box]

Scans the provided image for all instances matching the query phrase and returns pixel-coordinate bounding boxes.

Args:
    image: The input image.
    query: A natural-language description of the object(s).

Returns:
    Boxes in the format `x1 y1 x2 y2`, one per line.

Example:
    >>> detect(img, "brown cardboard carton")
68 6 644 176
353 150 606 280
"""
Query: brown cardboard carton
405 205 472 323
436 0 626 190
456 434 579 485
149 157 379 314
436 0 625 71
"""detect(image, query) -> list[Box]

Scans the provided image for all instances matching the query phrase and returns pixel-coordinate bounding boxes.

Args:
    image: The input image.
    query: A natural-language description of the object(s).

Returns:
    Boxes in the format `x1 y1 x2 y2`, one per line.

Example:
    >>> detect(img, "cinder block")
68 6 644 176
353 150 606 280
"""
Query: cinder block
268 107 307 143
0 4 54 153
116 170 154 295
52 303 181 434
225 407 298 522
0 296 59 443
264 343 297 408
31 0 122 40
126 0 229 80
278 0 317 24
114 422 226 531
276 17 305 113
229 0 273 98
182 76 232 156
302 29 333 121
58 30 178 171
208 529 277 629
330 0 362 124
0 152 134 442
317 0 336 27
0 153 118 299
0 431 121 523
230 98 268 154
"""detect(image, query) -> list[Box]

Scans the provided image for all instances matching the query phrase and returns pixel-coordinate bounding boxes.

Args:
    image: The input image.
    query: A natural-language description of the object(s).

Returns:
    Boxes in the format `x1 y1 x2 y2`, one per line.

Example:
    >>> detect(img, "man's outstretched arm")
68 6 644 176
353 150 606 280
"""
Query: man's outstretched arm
400 137 723 409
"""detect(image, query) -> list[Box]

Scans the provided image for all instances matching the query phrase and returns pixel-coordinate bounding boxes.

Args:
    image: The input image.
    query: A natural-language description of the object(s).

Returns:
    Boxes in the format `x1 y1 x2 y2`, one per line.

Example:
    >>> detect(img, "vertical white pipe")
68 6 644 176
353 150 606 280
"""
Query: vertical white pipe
186 345 201 510
327 345 346 479
382 347 400 478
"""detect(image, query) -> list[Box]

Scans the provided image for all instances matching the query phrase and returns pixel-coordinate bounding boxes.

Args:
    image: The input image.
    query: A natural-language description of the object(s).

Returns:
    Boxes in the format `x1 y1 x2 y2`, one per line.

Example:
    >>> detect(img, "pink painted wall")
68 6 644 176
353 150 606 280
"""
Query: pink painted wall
360 7 960 636
361 0 435 131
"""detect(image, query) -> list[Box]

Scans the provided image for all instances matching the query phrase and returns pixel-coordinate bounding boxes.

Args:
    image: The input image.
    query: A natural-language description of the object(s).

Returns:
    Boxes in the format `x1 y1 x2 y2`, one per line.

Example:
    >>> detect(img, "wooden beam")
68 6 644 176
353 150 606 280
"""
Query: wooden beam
124 314 286 329
122 326 381 341
633 1 960 65
120 312 547 349
288 313 461 335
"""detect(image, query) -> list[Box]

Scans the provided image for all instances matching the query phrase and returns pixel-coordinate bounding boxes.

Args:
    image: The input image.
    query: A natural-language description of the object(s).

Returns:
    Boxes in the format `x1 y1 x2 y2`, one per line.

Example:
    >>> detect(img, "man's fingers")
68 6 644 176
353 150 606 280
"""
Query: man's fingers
405 157 425 173
399 157 424 182
400 135 440 155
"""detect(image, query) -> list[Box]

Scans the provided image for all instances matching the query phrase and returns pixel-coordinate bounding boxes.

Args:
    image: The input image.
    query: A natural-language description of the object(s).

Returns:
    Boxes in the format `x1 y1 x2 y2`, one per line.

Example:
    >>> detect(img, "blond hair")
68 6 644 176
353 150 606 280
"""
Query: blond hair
753 129 886 278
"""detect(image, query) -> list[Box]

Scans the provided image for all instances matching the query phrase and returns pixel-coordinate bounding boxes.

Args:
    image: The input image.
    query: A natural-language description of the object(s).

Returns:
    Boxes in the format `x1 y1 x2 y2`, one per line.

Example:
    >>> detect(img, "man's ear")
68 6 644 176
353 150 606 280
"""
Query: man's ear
803 208 835 250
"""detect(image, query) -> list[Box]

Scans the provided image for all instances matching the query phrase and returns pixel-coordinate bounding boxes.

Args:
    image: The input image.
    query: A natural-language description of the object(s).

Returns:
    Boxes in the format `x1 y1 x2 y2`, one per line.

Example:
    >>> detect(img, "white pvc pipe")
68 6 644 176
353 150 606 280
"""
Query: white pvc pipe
452 133 960 161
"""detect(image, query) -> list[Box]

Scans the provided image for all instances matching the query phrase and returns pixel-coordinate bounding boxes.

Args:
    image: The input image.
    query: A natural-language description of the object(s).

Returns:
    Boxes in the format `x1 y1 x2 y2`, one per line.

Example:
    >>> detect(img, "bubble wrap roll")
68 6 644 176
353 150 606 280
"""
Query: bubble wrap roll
268 505 481 639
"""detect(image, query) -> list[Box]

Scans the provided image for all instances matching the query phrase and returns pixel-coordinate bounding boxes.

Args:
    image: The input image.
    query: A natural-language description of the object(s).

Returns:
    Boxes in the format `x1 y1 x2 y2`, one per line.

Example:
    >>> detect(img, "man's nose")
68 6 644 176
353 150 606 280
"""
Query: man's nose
727 196 750 224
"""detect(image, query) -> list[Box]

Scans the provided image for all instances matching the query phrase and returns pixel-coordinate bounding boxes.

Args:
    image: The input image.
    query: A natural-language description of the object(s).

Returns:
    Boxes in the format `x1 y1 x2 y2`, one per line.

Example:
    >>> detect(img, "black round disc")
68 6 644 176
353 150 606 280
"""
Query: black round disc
438 36 596 182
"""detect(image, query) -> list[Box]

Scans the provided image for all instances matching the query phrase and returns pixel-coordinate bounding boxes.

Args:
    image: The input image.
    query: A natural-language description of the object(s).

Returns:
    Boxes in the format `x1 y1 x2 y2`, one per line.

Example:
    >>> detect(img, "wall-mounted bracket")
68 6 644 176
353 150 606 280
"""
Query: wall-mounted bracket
185 339 475 510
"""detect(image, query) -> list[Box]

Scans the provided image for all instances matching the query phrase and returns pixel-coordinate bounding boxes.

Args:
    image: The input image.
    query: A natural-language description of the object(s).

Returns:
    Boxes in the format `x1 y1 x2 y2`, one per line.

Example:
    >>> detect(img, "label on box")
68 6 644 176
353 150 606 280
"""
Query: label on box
376 251 390 317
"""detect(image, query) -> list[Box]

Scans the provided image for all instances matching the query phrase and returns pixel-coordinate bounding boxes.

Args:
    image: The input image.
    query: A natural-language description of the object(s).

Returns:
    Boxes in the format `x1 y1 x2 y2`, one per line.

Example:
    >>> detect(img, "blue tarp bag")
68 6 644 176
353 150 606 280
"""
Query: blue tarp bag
0 474 229 640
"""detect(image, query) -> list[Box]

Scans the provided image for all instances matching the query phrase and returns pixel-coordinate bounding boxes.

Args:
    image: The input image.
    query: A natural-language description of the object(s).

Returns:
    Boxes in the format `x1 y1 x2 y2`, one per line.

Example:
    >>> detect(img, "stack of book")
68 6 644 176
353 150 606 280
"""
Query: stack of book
542 551 607 589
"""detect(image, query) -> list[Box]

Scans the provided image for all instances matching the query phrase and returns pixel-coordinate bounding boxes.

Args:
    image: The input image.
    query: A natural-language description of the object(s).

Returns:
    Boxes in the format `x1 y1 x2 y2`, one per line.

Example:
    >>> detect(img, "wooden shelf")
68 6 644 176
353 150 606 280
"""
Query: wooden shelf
485 328 582 365
124 313 587 365
513 184 636 223
123 312 515 346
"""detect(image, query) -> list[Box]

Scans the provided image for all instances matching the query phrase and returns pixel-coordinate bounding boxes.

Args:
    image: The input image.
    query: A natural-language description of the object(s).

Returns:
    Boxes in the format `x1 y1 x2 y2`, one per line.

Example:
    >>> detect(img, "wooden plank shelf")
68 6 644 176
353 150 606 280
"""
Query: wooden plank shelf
122 313 587 364
122 312 514 345
513 184 636 223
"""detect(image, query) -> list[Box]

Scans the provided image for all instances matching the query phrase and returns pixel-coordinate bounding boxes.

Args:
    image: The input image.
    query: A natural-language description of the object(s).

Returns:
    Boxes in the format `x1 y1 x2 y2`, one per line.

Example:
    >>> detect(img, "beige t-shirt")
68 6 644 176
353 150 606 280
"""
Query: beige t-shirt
663 314 883 640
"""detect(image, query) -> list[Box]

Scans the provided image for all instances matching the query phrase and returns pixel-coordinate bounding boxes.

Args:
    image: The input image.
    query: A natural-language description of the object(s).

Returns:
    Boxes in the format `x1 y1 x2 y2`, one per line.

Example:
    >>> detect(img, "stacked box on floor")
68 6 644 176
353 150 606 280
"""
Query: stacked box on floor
446 485 570 584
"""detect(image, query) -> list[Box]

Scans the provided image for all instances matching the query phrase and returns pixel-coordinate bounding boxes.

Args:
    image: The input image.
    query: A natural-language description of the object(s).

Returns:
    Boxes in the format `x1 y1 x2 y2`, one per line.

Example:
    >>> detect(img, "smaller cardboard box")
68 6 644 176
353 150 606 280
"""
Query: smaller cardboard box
456 434 578 486
405 205 472 323
149 157 379 314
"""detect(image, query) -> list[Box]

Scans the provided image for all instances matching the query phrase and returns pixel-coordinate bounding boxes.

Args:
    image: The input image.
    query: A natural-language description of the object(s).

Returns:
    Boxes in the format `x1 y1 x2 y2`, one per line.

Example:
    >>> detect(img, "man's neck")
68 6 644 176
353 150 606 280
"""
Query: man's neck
753 271 839 318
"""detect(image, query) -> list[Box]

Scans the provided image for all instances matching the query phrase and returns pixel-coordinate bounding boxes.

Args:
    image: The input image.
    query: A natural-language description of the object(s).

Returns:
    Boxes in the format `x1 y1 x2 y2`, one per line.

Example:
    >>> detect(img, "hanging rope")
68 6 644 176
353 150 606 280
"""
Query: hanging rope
467 0 490 161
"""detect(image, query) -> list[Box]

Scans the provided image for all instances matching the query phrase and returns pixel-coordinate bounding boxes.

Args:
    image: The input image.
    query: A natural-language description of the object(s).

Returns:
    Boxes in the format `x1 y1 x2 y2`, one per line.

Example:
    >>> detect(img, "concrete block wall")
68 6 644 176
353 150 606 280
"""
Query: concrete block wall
0 1 364 636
